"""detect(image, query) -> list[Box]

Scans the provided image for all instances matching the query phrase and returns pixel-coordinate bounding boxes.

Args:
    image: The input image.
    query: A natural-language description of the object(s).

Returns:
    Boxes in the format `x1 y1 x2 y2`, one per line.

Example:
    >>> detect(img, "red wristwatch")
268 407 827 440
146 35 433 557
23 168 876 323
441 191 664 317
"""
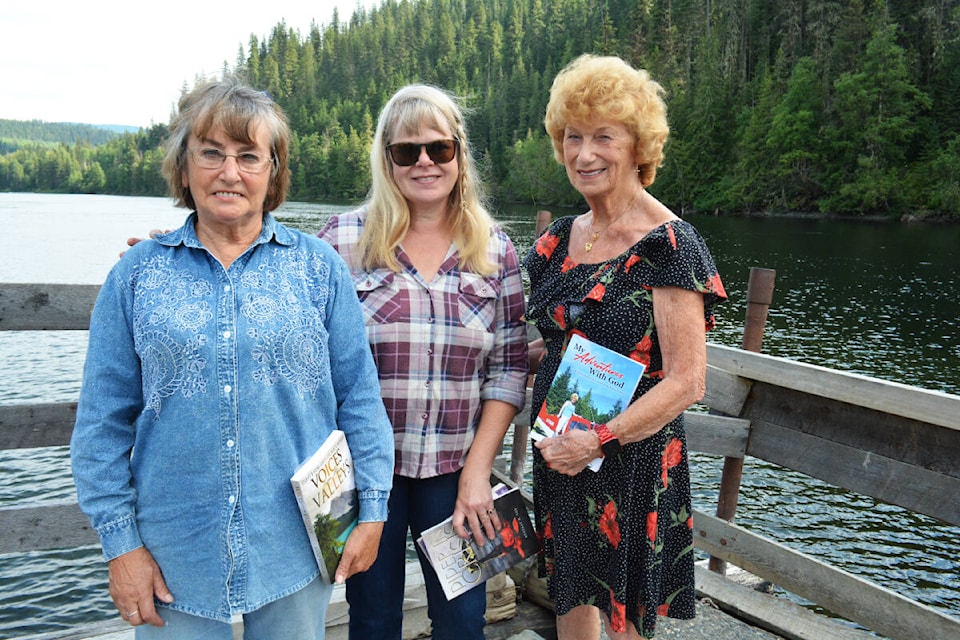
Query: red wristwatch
594 423 621 458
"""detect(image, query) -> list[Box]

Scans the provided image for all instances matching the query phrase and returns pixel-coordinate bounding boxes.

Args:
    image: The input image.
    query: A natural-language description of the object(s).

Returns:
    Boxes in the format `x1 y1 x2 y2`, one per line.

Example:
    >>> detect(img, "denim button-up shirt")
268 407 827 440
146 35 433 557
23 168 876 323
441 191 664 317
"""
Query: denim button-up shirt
70 213 393 622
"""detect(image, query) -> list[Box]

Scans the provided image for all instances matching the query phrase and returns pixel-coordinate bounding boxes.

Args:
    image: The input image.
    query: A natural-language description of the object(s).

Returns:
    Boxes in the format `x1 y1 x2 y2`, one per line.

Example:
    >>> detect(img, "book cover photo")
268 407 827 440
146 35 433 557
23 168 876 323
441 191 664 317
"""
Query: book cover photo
290 429 358 584
531 332 645 471
417 484 539 601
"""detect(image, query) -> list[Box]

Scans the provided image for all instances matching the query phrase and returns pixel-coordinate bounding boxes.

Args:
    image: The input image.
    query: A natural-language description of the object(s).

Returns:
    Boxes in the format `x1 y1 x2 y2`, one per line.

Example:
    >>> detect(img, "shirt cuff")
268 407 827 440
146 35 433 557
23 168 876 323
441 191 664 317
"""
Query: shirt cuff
357 490 390 522
96 514 144 561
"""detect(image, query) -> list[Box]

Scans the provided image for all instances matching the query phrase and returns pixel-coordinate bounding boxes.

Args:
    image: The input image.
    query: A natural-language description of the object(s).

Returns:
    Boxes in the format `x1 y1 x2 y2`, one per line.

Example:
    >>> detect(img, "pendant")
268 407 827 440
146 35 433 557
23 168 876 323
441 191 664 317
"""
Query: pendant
584 231 599 253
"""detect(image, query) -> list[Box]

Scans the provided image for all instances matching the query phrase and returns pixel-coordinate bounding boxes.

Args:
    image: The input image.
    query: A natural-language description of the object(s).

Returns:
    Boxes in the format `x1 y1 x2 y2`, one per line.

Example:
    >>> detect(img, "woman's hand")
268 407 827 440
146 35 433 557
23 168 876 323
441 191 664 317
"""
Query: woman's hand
335 521 385 584
108 546 173 627
535 428 602 476
452 465 500 544
120 229 167 257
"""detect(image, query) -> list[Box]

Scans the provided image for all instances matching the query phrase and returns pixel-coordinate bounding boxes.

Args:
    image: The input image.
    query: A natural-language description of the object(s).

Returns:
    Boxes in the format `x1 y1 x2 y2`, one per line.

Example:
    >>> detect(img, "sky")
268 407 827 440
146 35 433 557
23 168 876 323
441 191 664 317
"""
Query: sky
0 1 380 128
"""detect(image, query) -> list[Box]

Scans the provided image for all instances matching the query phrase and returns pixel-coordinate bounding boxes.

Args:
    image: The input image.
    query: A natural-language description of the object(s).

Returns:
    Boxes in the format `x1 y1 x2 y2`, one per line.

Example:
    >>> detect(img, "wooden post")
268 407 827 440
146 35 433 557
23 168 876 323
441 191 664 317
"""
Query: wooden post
506 211 552 489
709 267 776 574
535 210 552 237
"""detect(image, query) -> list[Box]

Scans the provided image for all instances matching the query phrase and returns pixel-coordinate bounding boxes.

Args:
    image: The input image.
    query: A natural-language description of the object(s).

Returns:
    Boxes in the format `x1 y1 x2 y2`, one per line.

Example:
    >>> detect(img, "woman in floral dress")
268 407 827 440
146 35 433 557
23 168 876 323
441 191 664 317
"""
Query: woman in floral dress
524 54 727 639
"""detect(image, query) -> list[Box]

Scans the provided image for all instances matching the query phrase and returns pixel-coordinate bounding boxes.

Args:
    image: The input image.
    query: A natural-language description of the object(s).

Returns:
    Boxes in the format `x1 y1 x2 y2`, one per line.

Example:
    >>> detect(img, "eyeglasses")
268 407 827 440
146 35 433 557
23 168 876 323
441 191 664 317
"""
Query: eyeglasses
386 139 459 166
188 147 274 174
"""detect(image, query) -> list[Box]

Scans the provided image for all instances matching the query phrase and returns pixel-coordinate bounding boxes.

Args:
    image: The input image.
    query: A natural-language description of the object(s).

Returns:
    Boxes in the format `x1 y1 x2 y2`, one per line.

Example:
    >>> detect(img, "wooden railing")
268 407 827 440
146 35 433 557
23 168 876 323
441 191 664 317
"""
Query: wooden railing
3 280 960 640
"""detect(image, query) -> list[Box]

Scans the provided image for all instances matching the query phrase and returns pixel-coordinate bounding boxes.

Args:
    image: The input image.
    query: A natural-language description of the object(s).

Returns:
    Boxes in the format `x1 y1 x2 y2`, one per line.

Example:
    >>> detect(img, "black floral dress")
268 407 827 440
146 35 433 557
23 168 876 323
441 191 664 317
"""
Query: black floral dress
523 216 726 637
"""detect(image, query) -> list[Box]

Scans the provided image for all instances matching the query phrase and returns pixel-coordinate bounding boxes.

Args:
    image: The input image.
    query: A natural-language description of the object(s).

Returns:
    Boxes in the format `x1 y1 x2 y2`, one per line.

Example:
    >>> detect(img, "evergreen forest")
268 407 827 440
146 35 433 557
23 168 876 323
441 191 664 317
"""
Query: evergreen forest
1 0 958 218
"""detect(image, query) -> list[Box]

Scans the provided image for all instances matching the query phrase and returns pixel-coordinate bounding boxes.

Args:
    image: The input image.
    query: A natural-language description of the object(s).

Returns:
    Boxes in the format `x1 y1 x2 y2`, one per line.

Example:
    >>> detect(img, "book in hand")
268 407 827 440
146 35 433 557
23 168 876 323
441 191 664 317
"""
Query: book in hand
531 332 645 471
290 429 358 584
416 484 539 601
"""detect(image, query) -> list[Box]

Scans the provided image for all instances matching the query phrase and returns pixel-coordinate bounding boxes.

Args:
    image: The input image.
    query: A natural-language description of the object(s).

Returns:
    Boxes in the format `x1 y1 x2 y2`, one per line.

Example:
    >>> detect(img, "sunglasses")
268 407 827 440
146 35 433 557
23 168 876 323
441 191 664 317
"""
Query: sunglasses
386 139 459 166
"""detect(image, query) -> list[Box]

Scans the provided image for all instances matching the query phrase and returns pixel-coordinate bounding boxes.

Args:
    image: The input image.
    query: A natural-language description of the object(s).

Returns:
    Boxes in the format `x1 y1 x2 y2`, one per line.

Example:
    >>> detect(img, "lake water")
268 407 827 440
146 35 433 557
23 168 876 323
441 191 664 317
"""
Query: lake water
1 193 958 637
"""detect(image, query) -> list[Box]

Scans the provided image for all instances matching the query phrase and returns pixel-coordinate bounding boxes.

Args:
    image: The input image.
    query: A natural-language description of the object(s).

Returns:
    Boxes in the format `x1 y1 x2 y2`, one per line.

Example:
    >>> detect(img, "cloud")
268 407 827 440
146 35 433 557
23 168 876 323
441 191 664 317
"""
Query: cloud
0 1 375 127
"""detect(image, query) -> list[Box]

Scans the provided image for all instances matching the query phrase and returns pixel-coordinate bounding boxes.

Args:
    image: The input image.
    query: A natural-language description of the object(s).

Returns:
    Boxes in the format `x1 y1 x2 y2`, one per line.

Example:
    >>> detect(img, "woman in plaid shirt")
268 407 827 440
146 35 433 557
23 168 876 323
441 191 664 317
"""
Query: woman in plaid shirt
318 84 528 639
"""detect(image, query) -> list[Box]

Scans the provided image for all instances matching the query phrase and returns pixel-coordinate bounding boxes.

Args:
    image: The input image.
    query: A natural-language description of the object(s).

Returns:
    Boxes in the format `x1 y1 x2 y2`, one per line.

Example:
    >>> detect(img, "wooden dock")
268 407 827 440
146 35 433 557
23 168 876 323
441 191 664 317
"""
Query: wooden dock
3 276 960 640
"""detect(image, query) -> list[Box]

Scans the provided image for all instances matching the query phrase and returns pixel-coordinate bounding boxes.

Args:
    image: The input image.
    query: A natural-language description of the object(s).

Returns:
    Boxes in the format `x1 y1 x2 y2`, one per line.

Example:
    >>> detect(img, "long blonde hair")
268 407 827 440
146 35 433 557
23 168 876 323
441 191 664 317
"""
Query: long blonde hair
359 85 496 275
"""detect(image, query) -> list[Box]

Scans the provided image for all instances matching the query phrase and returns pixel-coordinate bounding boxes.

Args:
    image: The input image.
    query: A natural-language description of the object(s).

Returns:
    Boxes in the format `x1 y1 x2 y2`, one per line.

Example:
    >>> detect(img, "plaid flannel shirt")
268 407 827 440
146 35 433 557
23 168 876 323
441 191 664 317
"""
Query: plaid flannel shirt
319 210 528 478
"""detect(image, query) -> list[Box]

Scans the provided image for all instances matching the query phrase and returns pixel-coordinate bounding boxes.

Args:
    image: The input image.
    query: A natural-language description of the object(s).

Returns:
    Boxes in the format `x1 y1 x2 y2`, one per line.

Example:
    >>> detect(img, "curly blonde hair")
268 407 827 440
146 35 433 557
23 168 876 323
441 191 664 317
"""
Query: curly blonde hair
544 54 668 187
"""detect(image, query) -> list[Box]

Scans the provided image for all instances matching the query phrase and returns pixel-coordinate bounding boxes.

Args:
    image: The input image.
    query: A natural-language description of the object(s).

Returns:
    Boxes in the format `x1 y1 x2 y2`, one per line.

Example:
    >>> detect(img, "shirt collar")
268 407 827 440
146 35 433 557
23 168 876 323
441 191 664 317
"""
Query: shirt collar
154 212 295 249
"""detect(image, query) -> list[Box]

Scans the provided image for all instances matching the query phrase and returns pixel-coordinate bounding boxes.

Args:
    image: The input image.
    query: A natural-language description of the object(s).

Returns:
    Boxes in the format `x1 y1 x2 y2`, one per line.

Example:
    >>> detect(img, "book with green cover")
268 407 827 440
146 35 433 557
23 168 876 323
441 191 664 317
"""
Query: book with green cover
531 332 645 471
290 430 358 584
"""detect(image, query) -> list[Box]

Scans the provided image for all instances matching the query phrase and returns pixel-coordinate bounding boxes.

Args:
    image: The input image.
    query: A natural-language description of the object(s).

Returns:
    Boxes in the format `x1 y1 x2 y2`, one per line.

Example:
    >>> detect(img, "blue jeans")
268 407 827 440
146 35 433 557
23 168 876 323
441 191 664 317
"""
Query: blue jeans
136 576 331 640
347 472 486 640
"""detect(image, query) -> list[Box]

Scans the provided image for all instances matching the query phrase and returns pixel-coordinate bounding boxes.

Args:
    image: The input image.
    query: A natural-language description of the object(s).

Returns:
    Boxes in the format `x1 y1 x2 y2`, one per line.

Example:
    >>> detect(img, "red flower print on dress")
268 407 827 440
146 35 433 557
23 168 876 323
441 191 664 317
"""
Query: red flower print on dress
687 515 694 529
552 305 566 329
598 500 621 548
624 254 642 273
646 511 658 545
666 223 677 250
660 437 684 488
543 513 553 540
561 256 577 273
610 588 627 632
584 282 606 302
707 272 727 298
658 603 670 616
535 231 560 259
628 334 652 368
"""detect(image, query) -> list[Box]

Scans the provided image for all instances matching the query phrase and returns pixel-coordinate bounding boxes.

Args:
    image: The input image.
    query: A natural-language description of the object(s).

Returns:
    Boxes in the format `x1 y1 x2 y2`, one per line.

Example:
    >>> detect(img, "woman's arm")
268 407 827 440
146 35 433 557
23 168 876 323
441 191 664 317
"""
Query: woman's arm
453 234 528 541
453 398 518 542
536 286 706 475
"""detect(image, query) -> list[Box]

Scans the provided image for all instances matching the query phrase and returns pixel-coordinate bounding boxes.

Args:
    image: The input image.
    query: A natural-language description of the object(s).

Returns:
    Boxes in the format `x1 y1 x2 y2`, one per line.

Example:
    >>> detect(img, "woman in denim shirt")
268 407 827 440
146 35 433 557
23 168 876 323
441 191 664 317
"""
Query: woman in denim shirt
70 79 393 639
318 85 528 640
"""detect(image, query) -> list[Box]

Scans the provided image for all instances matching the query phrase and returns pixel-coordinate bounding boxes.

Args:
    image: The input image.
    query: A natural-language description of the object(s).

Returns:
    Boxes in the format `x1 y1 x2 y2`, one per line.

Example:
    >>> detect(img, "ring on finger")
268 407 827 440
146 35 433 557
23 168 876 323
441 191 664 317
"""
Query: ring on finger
486 508 495 515
123 609 139 619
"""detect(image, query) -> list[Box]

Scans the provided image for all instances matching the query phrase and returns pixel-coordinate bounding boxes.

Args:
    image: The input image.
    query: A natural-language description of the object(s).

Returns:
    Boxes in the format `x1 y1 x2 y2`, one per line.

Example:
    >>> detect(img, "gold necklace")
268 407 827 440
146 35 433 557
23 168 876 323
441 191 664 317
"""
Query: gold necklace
584 208 631 253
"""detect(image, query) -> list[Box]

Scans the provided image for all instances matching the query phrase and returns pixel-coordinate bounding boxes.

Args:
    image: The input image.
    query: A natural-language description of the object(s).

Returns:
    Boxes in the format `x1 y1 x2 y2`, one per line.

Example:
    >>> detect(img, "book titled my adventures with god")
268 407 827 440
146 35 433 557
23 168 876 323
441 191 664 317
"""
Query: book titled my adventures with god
290 429 358 584
417 484 539 601
532 332 645 471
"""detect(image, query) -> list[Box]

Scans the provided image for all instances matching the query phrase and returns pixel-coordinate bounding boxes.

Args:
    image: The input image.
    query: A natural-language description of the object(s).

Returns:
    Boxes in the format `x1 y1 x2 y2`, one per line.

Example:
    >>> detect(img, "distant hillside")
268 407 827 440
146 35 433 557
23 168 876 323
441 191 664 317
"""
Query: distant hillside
0 119 129 146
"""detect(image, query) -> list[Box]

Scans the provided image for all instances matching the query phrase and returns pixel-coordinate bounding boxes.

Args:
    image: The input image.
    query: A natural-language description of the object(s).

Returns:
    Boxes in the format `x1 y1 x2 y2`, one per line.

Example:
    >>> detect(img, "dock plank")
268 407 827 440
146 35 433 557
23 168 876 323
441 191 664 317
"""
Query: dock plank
707 343 960 432
694 510 960 640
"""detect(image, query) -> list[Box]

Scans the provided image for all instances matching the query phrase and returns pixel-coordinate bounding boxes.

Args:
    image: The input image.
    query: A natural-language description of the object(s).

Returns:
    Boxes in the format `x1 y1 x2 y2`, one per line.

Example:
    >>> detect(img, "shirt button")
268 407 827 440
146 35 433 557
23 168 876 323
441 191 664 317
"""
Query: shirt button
426 348 433 355
228 495 236 504
427 317 434 324
224 285 231 292
224 385 232 394
223 331 231 339
425 380 431 388
421 413 428 420
227 439 235 448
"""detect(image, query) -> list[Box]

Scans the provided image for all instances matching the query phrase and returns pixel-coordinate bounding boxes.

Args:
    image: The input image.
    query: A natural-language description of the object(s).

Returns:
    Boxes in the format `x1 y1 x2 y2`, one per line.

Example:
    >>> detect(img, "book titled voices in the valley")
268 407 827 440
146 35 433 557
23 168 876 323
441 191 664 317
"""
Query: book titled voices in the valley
417 484 539 601
290 429 358 584
531 332 645 471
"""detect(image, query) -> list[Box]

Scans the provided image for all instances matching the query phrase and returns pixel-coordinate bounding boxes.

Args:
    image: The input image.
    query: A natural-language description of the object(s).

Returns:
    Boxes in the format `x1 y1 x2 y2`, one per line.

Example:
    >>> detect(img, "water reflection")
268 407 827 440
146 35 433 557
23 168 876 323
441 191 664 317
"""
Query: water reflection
1 195 958 636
